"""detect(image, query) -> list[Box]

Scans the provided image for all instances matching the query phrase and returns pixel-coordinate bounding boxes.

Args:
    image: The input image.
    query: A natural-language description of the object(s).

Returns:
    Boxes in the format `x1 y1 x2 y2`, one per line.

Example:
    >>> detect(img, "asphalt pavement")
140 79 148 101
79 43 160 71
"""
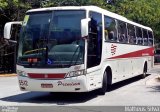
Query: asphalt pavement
0 65 160 112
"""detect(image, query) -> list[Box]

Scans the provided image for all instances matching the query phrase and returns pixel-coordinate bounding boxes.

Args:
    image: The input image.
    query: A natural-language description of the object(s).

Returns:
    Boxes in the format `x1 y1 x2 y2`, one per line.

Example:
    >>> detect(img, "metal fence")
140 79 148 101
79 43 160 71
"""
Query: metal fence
0 14 17 74
0 41 16 73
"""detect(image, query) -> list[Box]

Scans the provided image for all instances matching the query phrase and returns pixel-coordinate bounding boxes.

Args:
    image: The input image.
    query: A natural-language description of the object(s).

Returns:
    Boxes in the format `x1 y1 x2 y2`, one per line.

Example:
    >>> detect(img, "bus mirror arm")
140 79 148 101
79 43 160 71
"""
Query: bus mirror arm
81 18 91 39
8 40 17 44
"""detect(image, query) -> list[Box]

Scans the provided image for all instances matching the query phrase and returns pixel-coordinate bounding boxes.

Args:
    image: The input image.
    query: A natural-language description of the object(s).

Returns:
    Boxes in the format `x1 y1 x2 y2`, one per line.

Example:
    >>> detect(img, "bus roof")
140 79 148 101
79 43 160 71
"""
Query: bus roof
27 6 152 31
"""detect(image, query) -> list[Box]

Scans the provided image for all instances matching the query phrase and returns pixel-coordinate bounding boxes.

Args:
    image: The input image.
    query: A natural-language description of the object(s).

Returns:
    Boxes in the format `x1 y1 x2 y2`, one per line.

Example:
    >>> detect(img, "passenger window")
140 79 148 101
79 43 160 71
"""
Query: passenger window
136 27 143 45
104 16 117 42
143 29 148 46
117 21 127 43
127 24 136 44
148 31 153 46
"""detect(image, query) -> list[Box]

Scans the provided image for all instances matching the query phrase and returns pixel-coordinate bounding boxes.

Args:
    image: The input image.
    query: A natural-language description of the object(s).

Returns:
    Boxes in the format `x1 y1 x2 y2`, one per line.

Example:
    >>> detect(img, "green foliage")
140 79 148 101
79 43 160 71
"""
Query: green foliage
0 0 31 20
111 0 160 42
40 0 106 7
0 0 8 9
1 0 160 43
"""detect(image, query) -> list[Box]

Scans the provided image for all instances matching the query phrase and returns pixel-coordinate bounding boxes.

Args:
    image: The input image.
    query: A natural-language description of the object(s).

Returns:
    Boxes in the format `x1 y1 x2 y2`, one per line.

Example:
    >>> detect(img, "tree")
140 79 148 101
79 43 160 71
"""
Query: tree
1 0 160 42
40 0 107 8
0 0 31 21
108 0 160 42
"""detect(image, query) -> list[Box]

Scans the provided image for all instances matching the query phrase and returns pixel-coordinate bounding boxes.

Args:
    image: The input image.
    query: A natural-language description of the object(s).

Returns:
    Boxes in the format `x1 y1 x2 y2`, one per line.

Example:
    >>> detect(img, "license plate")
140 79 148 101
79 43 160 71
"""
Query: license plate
41 83 53 88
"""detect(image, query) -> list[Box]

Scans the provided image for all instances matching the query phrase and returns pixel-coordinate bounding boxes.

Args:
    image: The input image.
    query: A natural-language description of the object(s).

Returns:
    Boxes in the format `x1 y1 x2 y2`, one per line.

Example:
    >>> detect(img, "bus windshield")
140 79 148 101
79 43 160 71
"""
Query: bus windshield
18 10 86 68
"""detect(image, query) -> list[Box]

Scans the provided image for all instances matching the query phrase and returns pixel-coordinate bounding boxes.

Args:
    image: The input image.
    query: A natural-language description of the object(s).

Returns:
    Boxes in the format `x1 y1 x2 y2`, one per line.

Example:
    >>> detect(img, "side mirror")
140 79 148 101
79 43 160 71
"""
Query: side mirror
4 21 22 40
81 18 91 39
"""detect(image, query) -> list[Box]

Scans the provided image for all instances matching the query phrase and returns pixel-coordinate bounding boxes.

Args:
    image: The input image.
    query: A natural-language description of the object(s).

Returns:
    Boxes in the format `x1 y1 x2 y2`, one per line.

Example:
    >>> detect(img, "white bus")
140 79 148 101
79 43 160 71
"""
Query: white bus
4 6 154 95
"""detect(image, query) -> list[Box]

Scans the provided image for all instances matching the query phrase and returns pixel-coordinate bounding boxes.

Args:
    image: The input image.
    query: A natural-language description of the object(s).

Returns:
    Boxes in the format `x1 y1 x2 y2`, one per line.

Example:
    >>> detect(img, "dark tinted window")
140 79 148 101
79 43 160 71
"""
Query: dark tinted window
155 50 160 54
18 11 86 68
10 24 21 41
104 16 117 42
127 24 136 44
136 27 143 45
87 11 102 68
117 20 127 43
148 31 153 46
143 29 148 46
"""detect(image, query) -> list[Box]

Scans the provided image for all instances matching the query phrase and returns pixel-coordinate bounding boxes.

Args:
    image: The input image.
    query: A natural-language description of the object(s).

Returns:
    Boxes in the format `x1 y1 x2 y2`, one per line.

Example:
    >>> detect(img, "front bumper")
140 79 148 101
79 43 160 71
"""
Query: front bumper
18 75 88 92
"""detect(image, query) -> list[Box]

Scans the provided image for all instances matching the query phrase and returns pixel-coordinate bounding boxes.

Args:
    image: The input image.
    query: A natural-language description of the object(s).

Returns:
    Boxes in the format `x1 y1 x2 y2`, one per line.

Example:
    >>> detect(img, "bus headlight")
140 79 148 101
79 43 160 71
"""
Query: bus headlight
17 70 28 77
65 69 86 78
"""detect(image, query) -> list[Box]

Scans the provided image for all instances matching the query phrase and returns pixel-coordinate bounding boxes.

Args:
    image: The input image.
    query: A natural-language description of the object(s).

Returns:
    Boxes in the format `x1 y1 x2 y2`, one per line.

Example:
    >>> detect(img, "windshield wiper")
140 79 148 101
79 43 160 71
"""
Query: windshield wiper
24 48 46 55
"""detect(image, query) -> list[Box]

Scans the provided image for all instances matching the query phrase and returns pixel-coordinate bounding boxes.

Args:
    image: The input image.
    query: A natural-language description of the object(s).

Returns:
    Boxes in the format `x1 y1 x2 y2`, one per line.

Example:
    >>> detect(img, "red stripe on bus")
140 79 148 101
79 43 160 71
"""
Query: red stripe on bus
28 73 66 79
109 47 154 59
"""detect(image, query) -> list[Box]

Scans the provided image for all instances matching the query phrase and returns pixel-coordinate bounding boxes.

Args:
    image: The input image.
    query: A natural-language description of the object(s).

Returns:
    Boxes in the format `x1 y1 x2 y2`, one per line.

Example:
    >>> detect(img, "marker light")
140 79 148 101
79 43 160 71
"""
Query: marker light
17 70 28 77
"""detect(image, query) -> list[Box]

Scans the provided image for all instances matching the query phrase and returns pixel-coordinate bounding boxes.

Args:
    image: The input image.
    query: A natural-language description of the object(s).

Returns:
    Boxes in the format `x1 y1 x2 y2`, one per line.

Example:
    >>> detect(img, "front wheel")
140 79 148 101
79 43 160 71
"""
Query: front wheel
98 71 108 95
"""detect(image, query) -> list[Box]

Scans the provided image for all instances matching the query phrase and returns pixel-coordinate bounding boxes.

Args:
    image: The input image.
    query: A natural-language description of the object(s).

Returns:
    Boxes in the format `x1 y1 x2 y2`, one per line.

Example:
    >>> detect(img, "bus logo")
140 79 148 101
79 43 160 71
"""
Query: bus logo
111 44 117 55
47 59 52 65
57 81 80 86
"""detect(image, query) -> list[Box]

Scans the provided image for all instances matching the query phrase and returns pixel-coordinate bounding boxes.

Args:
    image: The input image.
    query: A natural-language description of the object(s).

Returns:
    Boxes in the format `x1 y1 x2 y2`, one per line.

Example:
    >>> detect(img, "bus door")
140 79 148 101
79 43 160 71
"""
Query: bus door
86 11 102 88
87 12 102 69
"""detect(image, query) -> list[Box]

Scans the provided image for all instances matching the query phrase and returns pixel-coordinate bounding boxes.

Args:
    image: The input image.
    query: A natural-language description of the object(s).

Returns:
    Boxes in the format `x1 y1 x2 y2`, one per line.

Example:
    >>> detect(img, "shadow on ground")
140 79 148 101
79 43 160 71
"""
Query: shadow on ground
0 75 146 105
0 92 99 105
148 86 160 92
109 74 149 91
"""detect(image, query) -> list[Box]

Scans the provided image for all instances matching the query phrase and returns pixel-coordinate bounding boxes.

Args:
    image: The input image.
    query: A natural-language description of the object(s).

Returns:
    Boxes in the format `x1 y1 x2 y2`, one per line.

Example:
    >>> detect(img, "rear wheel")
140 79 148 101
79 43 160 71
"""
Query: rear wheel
98 71 108 95
141 63 147 78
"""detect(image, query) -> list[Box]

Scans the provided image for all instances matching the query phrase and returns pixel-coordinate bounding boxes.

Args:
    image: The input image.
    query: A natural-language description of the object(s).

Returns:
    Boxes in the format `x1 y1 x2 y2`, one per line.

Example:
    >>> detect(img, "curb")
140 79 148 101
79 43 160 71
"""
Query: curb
0 74 17 77
154 63 160 65
156 77 160 82
145 75 160 86
153 64 160 68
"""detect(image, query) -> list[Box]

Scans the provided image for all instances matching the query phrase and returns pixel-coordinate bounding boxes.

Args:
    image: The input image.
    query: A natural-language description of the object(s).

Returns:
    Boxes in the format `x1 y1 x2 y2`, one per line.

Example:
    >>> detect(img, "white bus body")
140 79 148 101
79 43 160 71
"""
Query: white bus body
5 6 154 94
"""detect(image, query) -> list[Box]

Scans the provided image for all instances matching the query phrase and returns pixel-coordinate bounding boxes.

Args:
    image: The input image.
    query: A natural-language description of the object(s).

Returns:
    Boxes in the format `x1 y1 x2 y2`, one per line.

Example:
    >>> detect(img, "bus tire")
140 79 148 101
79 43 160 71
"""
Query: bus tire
141 62 147 78
98 71 108 95
49 92 54 95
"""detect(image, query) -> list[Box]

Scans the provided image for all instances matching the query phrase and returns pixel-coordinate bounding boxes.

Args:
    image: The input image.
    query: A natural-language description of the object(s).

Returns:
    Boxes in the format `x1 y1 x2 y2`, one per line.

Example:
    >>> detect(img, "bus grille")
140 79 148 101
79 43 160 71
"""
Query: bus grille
28 73 66 79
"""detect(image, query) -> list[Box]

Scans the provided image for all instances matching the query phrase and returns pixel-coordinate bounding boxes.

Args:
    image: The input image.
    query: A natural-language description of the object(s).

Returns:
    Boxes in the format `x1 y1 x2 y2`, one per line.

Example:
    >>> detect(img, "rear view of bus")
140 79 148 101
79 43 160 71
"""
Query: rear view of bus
17 7 88 92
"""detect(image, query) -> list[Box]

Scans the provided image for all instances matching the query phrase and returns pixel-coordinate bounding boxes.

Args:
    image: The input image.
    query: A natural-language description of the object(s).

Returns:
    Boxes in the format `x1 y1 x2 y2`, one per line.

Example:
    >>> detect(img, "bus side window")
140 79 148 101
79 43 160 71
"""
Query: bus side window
117 20 127 43
148 31 153 46
143 29 148 46
104 16 117 42
127 24 136 44
136 27 143 45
